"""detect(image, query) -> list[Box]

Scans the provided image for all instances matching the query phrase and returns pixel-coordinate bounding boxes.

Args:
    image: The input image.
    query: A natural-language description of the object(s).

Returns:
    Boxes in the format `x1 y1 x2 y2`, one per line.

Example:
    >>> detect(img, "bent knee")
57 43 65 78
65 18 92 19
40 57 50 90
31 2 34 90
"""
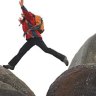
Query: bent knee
44 47 51 53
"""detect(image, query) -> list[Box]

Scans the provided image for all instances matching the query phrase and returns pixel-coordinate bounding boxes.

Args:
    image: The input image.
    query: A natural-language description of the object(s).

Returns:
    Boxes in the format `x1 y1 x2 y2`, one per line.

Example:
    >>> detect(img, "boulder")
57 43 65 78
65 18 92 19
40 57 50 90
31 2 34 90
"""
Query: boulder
0 65 35 96
47 65 96 96
69 34 96 69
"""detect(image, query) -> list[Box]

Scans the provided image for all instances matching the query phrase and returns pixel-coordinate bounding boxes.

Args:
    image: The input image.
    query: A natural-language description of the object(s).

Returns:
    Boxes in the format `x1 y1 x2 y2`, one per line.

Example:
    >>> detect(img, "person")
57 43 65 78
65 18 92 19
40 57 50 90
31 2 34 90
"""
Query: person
3 0 69 70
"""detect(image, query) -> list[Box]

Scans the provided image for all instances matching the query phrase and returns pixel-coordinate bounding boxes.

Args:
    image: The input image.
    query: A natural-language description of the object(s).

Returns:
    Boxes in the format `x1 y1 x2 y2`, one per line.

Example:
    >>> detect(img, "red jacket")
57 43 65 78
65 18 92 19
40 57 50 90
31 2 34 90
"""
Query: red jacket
20 6 42 40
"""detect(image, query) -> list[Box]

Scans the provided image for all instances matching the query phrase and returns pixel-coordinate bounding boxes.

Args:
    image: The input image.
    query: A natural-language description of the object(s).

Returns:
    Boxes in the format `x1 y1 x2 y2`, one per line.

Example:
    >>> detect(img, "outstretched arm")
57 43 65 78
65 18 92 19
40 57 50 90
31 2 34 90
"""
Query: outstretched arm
19 0 28 11
19 0 24 7
19 0 34 21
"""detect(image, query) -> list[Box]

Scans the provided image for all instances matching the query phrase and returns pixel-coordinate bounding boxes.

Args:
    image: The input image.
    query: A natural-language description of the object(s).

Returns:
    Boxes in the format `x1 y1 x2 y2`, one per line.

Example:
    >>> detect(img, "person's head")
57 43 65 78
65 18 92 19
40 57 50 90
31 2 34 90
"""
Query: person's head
19 13 25 25
21 13 25 18
20 13 26 22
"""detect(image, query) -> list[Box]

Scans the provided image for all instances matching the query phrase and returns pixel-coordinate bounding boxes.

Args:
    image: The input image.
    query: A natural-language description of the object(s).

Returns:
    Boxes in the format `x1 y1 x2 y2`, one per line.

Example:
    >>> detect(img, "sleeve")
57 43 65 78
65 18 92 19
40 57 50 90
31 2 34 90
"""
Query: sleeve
21 5 34 21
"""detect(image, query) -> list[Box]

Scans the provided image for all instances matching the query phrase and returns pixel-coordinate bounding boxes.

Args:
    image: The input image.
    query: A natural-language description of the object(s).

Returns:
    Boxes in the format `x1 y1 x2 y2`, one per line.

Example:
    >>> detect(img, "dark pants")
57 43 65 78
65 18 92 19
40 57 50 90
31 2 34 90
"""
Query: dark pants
9 37 65 67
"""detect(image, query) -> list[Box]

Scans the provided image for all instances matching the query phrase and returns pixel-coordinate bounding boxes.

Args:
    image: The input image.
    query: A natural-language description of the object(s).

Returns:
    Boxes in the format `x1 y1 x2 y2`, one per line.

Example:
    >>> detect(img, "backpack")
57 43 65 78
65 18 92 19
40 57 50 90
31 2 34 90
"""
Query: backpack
35 15 44 34
23 12 44 36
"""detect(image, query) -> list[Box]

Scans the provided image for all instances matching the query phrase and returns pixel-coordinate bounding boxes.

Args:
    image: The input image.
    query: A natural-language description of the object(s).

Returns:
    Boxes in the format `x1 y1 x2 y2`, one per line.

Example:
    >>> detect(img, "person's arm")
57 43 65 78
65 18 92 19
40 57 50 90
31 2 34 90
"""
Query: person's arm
19 0 24 8
19 0 34 21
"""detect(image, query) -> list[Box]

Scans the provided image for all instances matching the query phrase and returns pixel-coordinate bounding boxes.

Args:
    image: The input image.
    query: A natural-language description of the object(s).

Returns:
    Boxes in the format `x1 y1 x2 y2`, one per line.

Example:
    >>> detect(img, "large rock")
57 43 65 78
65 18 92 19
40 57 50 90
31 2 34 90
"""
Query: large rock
0 65 35 96
47 65 96 96
47 34 96 96
69 34 96 69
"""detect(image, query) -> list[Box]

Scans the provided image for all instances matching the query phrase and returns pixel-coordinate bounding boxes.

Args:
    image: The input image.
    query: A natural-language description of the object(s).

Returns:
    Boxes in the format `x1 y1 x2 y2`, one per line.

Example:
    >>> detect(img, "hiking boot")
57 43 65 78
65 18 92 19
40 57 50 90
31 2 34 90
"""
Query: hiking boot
63 56 69 66
3 65 15 70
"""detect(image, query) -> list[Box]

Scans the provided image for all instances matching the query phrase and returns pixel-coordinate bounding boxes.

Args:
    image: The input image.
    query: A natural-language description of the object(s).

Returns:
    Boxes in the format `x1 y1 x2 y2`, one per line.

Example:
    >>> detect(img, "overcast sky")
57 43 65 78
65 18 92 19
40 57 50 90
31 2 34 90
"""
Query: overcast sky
0 0 96 96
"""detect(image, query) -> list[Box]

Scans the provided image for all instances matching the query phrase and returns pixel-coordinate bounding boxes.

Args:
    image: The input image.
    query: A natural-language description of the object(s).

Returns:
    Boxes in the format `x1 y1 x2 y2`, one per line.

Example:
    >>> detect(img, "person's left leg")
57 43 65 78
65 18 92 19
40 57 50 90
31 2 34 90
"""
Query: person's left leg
36 38 69 66
3 38 36 70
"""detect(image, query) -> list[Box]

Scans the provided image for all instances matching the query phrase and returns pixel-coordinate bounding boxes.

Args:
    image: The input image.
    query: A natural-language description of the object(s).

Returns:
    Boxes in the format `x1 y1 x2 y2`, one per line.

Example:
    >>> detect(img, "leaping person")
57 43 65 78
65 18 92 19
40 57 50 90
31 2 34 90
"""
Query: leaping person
3 0 69 70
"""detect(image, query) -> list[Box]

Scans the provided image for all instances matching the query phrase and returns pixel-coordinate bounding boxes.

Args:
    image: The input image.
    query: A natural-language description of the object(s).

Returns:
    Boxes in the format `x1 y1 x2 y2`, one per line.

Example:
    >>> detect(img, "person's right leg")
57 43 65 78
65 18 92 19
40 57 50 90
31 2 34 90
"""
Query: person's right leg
3 38 35 70
36 38 69 66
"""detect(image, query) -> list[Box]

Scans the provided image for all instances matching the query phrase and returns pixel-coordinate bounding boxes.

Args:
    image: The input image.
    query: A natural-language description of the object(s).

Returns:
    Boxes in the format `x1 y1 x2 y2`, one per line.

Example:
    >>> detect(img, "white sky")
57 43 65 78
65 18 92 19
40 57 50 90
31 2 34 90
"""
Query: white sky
0 0 96 96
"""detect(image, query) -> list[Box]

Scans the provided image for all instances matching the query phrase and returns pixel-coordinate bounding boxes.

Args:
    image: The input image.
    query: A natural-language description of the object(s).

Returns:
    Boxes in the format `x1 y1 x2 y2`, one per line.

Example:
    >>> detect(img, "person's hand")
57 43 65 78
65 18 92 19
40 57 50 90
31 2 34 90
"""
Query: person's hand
18 17 23 26
18 17 22 22
19 0 24 6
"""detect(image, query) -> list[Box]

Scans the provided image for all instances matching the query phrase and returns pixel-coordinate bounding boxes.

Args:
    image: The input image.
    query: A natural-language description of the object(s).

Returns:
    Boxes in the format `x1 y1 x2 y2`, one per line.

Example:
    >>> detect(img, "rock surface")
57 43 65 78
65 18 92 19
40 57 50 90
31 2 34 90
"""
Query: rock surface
0 89 26 96
47 65 96 96
0 65 35 96
47 34 96 96
69 34 96 69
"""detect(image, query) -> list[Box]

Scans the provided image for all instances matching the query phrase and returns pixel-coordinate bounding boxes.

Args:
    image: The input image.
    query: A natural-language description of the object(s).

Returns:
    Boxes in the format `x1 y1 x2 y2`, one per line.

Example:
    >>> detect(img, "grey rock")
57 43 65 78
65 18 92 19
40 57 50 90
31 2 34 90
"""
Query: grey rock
0 65 35 96
69 34 96 69
0 81 16 91
0 89 26 96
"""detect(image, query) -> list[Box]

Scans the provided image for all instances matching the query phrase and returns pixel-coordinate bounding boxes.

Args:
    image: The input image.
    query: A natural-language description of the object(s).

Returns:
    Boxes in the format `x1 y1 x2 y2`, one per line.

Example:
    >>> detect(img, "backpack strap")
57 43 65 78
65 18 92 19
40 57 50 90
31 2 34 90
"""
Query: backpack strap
23 17 43 37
